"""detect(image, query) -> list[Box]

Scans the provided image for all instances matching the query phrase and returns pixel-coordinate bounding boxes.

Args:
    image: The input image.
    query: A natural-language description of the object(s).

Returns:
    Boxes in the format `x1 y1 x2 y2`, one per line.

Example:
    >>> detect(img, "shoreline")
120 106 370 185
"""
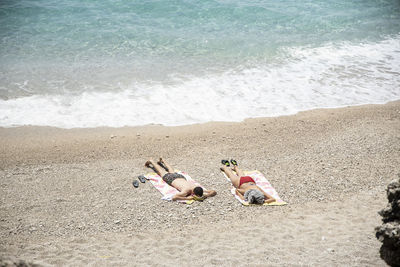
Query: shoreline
1 101 399 265
2 99 400 130
1 100 400 169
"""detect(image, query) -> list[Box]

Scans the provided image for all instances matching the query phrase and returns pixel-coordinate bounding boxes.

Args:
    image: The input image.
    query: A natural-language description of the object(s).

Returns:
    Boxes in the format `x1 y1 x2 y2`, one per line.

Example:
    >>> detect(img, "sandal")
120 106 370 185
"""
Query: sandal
230 159 238 166
138 175 146 183
221 160 230 167
132 180 139 188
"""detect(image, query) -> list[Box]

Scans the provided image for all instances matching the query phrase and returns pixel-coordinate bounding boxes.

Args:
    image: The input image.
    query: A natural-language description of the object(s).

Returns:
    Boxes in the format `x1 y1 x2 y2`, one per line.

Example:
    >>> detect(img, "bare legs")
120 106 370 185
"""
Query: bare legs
158 158 174 173
221 165 240 188
145 157 174 177
233 165 244 178
145 159 167 177
220 162 246 189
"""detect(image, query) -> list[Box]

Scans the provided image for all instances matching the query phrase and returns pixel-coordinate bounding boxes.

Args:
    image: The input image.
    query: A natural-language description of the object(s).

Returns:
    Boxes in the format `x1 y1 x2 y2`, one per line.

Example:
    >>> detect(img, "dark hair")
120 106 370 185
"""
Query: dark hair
193 186 203 197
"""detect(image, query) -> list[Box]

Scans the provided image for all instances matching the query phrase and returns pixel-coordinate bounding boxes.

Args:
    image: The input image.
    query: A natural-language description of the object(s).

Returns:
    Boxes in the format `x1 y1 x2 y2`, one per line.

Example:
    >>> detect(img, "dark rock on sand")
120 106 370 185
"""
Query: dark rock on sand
376 175 400 267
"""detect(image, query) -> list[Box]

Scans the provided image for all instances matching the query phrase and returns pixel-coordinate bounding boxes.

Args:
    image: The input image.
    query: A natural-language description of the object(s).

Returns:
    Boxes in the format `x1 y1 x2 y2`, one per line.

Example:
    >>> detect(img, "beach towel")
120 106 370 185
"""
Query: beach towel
222 170 287 206
145 171 203 204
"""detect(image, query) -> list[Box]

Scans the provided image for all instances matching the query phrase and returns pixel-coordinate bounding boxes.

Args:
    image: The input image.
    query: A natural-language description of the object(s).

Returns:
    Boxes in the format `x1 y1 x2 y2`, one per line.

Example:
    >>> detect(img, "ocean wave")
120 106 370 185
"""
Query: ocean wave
1 36 399 128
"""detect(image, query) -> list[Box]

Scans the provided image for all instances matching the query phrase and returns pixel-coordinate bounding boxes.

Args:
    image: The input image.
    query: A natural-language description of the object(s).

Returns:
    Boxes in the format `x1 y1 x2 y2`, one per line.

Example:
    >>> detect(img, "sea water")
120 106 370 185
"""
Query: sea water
0 0 399 128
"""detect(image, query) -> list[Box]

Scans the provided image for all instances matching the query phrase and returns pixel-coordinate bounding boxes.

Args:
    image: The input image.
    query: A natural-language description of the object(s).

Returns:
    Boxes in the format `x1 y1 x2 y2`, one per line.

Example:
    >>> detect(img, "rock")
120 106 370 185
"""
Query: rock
376 174 400 266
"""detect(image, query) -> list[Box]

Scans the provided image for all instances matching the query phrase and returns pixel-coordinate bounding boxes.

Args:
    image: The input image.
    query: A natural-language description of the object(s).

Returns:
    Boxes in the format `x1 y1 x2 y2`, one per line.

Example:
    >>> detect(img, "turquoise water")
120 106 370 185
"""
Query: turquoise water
0 0 399 127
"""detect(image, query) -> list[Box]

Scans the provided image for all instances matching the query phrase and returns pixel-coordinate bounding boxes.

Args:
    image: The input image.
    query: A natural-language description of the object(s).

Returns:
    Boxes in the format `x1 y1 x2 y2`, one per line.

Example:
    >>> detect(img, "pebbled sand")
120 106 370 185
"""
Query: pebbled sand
1 101 400 266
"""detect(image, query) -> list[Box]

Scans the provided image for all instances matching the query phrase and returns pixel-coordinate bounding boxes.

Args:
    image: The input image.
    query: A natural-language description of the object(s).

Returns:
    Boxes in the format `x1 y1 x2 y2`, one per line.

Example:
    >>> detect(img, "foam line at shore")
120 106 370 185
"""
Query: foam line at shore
0 36 399 128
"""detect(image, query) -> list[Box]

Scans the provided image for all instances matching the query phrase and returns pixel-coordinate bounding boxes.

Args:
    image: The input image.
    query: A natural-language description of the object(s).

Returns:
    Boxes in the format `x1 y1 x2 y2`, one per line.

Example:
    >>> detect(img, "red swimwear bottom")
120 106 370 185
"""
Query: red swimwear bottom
239 176 255 187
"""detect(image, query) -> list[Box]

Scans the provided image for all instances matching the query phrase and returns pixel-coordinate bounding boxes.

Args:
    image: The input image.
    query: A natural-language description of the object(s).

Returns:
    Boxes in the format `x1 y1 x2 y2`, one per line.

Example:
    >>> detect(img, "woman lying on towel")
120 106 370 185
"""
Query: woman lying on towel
220 159 275 204
145 158 217 201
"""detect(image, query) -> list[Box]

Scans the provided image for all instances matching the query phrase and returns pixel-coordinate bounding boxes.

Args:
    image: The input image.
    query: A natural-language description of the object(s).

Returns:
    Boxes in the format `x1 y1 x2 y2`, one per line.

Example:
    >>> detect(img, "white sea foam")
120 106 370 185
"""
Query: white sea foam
1 37 399 128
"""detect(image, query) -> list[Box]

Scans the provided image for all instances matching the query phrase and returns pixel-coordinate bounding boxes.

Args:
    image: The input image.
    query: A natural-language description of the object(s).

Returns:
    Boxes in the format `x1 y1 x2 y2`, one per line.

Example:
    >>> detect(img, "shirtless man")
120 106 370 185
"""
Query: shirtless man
220 159 275 204
145 158 217 201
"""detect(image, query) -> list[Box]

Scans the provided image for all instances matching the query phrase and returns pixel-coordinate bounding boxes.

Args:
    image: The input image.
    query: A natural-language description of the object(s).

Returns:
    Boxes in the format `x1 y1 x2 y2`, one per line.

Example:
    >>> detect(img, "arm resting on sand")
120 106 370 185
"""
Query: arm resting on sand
235 189 245 200
204 190 217 198
264 198 276 204
258 186 275 203
172 191 194 201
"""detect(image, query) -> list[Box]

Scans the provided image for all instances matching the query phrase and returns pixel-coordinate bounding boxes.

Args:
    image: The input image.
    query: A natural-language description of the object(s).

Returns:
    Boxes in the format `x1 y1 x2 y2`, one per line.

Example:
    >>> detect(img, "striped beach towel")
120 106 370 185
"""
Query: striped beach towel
145 171 203 204
222 170 287 206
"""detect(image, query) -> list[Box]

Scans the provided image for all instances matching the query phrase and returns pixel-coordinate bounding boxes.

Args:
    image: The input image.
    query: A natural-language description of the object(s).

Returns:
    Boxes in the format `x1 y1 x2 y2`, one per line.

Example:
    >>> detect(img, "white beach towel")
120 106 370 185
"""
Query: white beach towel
145 171 204 204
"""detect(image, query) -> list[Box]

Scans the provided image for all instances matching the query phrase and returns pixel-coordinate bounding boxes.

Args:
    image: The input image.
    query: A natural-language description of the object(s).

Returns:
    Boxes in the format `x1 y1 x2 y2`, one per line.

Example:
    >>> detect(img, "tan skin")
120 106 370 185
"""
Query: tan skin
145 158 217 201
220 164 275 204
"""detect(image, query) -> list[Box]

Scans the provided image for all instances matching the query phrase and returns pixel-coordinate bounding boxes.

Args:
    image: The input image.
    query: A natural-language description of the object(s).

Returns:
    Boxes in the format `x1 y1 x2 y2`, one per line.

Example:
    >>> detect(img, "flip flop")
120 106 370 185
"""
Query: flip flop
138 175 146 183
221 160 230 167
132 180 139 188
230 159 238 166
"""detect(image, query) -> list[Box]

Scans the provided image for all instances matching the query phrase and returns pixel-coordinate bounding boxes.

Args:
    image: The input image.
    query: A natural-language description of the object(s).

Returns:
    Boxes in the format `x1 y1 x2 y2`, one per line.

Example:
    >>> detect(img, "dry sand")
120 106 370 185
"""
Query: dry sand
1 101 399 266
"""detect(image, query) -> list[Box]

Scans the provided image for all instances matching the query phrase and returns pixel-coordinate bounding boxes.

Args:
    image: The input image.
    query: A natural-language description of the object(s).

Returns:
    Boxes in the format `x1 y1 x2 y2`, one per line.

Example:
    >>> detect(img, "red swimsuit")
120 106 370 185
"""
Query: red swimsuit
239 176 255 187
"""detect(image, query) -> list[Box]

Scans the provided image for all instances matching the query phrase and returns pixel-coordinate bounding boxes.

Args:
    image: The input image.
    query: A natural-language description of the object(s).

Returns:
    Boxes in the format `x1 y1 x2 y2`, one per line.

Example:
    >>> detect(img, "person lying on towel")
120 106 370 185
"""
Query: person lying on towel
220 159 275 204
145 158 217 201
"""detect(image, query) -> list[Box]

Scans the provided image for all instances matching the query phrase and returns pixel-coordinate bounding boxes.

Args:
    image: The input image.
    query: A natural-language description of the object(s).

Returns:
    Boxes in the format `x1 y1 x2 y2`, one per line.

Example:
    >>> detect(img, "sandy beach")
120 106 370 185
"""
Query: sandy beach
1 101 399 266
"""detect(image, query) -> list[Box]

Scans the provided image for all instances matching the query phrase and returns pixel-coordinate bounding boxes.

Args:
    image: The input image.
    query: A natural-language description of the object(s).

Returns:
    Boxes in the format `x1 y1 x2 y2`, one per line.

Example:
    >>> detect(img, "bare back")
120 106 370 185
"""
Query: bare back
171 178 196 195
237 182 258 194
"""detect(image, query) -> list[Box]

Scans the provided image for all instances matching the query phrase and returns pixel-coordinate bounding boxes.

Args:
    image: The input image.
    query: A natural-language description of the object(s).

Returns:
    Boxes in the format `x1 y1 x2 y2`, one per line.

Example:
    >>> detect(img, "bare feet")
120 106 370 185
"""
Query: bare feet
158 157 165 166
145 160 154 168
220 165 228 172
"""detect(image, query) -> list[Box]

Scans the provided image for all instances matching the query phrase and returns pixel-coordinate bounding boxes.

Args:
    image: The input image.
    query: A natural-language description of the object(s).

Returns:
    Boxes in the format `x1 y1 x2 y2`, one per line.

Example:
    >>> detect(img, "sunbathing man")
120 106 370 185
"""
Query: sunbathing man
145 158 217 201
220 159 275 204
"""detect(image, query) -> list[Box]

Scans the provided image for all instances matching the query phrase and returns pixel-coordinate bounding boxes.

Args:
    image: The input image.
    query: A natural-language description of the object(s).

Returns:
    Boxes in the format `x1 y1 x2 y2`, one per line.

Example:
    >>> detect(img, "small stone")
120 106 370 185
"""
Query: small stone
110 135 116 139
114 220 121 224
